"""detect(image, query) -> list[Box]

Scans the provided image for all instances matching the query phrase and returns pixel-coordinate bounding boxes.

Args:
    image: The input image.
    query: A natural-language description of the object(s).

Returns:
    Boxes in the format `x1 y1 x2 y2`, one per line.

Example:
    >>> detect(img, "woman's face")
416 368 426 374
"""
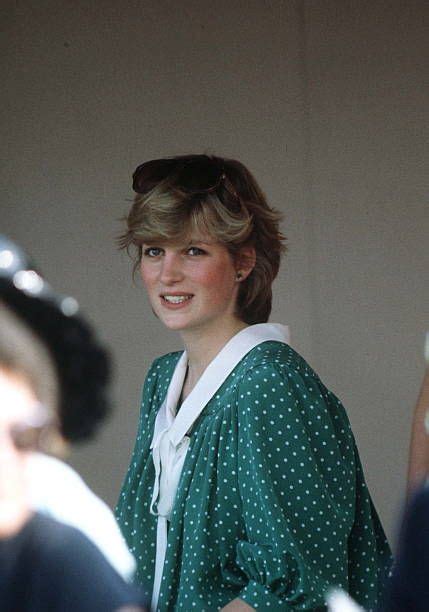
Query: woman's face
140 231 243 337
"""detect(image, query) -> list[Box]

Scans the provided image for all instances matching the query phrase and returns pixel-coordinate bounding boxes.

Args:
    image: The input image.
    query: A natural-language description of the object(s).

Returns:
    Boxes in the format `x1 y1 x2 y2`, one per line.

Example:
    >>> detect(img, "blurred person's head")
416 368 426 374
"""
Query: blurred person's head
0 235 111 444
0 237 146 610
0 303 57 535
0 302 58 417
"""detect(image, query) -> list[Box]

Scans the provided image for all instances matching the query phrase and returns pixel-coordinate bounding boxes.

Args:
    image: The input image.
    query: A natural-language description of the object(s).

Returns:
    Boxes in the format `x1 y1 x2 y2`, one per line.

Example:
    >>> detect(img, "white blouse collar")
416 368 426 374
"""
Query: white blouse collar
152 322 290 450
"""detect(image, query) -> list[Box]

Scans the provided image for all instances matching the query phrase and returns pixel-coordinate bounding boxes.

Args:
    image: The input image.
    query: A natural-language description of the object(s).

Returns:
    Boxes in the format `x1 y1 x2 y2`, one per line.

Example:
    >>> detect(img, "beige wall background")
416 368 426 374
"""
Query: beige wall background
1 0 427 542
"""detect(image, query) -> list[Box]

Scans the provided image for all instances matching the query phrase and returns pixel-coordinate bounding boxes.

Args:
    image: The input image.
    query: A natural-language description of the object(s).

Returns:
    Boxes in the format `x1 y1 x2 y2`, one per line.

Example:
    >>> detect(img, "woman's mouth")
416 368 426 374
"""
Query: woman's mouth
161 294 193 306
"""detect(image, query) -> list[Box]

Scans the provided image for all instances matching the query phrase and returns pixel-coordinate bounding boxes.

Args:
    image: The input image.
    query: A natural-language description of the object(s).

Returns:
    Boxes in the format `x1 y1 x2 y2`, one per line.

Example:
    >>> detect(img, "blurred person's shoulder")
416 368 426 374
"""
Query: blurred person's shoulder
0 513 145 612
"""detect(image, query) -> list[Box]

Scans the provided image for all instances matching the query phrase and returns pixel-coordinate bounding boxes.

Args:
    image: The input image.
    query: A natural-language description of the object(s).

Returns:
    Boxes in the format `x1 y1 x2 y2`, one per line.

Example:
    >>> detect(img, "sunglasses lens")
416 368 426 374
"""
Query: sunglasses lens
132 157 224 195
176 159 223 193
132 159 175 194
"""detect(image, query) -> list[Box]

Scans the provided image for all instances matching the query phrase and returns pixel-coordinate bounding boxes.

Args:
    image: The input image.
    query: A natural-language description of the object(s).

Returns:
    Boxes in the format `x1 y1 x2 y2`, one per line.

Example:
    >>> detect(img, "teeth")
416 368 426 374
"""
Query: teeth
163 295 192 304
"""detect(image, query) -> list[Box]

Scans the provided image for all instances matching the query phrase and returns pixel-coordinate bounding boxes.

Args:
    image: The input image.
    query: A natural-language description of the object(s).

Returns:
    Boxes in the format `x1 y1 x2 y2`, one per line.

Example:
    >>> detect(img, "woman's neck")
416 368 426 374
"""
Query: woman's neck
180 320 249 398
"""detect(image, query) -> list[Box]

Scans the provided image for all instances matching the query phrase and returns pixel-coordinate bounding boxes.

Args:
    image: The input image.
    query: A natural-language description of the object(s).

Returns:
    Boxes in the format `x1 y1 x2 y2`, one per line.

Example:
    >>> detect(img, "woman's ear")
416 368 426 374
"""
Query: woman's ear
235 246 256 282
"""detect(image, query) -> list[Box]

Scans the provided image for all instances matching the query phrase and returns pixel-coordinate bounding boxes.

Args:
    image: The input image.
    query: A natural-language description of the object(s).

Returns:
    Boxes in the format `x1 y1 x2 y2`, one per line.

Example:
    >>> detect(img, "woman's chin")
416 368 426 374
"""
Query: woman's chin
157 313 191 332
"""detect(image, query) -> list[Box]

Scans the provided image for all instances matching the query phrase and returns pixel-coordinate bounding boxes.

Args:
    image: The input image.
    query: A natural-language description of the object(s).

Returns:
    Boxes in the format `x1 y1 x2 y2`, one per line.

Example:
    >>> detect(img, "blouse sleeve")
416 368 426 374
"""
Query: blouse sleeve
235 361 357 610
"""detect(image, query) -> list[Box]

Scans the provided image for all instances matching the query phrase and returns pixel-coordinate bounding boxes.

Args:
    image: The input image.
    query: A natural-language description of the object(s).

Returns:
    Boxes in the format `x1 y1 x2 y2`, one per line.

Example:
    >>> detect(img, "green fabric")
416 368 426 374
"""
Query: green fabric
116 341 392 610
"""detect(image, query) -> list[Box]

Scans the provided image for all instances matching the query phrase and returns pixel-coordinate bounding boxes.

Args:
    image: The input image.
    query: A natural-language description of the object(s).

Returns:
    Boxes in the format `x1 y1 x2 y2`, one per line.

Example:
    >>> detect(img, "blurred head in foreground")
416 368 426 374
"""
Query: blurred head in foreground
0 235 111 534
0 235 110 446
0 236 146 611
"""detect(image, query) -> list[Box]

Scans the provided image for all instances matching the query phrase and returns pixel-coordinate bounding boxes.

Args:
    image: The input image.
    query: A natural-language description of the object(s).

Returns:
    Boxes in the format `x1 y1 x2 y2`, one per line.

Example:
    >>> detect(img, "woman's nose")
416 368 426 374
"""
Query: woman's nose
159 253 184 284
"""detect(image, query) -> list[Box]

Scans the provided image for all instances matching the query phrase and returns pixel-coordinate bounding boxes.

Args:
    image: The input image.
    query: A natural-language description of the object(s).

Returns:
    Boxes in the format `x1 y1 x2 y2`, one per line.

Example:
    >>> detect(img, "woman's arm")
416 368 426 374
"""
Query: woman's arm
407 367 429 495
232 359 391 609
233 364 355 608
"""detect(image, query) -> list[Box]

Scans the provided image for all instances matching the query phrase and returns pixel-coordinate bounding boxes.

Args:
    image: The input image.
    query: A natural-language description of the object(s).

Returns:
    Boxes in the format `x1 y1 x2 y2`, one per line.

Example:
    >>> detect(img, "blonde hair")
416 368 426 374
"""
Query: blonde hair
119 155 286 324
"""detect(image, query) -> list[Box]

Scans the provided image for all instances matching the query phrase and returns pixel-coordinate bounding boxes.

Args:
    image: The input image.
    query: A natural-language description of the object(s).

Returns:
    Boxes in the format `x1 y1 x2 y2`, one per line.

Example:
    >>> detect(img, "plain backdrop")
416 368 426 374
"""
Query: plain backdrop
1 0 428 543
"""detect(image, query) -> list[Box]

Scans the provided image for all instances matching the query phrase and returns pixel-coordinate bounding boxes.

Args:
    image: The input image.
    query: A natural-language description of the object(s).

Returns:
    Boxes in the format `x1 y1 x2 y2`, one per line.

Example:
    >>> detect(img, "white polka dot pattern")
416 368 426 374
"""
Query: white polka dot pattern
116 342 392 610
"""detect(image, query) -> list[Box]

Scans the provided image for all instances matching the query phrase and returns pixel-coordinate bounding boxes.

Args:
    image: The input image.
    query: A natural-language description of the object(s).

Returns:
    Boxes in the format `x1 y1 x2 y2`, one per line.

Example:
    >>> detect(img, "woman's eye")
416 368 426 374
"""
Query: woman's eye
187 246 205 256
143 247 163 257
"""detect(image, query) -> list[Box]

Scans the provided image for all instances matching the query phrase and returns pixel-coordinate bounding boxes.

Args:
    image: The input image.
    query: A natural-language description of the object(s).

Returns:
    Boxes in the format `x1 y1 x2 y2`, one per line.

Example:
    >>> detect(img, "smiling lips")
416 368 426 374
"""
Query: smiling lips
161 294 193 306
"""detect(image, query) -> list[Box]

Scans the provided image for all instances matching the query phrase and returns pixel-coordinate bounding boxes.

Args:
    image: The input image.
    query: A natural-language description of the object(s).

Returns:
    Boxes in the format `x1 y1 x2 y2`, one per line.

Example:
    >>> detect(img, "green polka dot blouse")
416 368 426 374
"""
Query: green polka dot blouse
116 335 392 611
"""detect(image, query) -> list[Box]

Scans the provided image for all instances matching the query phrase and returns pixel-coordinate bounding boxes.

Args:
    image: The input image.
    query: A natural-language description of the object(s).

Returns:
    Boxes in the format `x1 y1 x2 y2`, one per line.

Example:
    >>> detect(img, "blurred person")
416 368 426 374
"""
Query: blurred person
379 483 429 612
382 350 429 612
0 234 135 581
116 154 392 611
407 339 429 494
328 344 429 612
0 235 145 610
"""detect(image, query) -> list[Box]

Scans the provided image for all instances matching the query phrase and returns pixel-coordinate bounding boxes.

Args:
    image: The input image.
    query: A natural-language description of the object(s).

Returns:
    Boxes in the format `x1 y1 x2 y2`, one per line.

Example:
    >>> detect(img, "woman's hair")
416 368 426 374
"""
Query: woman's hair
119 154 286 324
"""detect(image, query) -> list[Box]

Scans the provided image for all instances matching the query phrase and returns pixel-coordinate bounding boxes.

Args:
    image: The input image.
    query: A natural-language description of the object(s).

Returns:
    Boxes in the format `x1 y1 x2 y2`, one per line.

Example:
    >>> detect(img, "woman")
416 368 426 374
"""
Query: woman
116 155 392 611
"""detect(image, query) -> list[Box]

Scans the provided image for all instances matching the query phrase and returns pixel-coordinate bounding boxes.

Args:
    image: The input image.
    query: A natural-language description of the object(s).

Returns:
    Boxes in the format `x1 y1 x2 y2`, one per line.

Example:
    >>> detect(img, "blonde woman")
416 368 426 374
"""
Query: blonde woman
117 155 391 611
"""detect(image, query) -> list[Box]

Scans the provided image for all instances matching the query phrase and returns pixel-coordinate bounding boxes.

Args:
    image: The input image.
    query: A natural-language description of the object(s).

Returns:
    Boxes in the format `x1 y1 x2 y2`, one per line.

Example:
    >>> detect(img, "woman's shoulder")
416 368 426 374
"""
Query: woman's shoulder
234 342 352 444
143 350 183 389
239 340 318 382
146 351 183 379
149 350 183 372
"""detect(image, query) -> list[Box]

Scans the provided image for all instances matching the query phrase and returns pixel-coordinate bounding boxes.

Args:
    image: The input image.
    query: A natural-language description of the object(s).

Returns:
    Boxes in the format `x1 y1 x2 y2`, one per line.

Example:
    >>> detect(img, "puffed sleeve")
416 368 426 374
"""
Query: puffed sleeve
234 361 359 610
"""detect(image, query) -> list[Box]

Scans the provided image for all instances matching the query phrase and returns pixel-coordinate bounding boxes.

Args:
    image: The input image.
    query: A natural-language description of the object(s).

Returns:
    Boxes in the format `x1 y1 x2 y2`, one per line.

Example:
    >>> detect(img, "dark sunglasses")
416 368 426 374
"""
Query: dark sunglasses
132 156 226 196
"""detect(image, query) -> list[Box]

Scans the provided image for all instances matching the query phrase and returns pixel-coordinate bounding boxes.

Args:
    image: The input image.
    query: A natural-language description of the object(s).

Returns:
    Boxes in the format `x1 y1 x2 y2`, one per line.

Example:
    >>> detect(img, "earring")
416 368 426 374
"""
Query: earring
236 271 243 280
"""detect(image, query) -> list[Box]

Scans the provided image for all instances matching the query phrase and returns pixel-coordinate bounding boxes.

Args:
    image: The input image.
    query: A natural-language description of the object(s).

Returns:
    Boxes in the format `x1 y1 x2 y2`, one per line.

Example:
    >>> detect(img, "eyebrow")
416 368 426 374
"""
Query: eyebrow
141 237 213 247
187 238 214 246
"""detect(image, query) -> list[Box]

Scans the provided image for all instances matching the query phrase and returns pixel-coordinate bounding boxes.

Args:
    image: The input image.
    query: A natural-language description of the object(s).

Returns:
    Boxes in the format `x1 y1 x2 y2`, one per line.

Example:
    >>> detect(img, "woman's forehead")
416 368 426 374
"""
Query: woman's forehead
144 230 217 246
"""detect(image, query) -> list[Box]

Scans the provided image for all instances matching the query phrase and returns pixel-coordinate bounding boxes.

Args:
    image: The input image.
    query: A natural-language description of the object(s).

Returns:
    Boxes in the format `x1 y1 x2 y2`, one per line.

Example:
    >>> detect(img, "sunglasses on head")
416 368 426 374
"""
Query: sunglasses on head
132 155 226 196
